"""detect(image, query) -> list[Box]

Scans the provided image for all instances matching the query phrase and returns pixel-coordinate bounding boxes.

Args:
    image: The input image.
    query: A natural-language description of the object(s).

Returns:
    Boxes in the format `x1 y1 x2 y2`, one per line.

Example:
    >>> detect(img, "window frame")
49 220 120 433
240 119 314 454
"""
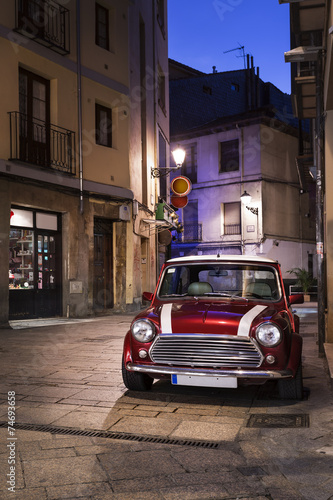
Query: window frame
95 3 109 51
219 139 239 173
95 103 112 148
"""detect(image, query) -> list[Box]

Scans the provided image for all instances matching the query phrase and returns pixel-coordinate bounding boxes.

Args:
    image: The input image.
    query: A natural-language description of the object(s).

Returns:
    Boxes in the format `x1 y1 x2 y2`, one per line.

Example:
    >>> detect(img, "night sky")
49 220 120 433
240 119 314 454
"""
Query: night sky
168 0 292 94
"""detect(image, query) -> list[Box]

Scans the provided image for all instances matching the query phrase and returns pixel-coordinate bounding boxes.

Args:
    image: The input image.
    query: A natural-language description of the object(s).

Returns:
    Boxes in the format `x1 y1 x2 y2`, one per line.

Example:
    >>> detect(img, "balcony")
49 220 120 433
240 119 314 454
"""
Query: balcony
15 0 70 55
9 111 76 175
177 223 203 243
224 224 241 236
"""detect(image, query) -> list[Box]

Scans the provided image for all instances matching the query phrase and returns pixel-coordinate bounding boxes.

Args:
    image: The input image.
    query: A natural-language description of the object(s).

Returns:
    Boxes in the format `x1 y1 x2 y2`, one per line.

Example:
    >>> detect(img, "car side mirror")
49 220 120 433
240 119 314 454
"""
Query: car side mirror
289 294 304 305
142 291 154 302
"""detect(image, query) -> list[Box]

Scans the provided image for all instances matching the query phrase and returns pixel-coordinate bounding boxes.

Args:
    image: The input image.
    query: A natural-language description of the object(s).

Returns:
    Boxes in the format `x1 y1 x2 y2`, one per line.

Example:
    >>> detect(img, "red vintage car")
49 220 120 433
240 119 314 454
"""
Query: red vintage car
122 255 304 399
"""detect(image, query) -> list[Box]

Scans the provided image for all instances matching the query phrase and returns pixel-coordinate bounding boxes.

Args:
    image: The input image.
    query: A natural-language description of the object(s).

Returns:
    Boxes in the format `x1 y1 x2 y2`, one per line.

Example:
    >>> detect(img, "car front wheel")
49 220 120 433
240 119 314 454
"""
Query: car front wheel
278 363 303 400
122 357 154 391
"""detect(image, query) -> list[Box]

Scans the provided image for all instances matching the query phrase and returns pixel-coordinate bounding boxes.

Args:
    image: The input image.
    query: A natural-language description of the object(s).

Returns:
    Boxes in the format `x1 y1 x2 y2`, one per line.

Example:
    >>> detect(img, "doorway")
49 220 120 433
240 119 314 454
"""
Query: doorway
93 218 114 311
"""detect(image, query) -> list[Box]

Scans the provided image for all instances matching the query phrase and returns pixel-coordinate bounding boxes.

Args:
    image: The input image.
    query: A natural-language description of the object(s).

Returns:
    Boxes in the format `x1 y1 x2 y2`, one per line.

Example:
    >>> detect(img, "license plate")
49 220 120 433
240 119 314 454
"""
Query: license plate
171 374 237 388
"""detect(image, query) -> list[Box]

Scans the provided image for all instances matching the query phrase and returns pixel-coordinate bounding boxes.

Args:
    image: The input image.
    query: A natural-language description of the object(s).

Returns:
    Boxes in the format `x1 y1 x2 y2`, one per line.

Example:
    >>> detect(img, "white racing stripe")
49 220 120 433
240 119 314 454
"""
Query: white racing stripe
161 303 173 333
237 305 267 336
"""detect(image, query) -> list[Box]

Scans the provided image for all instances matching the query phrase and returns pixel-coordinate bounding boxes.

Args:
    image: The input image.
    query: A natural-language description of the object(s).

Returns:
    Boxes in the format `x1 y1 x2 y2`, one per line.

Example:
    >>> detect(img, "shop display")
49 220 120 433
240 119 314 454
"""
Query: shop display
9 229 34 289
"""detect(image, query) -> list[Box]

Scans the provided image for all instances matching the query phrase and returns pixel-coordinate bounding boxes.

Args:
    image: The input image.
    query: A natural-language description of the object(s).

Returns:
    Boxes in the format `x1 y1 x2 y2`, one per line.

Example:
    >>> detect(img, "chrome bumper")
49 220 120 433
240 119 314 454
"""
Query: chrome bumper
125 363 293 380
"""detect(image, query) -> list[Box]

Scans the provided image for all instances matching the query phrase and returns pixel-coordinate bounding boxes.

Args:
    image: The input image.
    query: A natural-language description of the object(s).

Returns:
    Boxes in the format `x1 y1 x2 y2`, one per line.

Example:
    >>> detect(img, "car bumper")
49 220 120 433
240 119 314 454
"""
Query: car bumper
125 362 293 379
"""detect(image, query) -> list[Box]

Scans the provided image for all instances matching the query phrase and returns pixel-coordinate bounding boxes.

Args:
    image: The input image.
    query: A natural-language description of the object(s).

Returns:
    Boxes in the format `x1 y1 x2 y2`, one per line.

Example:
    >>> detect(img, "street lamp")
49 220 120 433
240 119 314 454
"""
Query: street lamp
240 190 258 215
151 146 186 178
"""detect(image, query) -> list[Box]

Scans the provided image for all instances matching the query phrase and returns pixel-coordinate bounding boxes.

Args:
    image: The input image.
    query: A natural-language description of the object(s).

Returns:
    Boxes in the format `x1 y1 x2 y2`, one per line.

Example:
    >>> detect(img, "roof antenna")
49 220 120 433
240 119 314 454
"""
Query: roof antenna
223 43 246 69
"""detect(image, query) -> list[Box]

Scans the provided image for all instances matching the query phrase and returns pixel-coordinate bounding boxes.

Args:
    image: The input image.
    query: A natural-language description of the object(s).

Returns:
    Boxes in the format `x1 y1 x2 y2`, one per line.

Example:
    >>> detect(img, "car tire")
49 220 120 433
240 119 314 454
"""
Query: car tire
122 357 154 391
278 363 303 400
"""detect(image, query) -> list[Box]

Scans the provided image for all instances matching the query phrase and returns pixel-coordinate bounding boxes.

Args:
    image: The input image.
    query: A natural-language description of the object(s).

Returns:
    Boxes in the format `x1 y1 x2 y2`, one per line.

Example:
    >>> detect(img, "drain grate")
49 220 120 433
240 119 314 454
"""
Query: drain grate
247 413 309 428
0 421 219 449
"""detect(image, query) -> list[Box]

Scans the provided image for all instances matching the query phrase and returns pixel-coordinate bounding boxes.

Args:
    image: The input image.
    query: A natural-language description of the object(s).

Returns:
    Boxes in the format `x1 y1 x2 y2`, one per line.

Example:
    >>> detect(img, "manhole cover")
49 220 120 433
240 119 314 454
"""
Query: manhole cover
247 413 309 428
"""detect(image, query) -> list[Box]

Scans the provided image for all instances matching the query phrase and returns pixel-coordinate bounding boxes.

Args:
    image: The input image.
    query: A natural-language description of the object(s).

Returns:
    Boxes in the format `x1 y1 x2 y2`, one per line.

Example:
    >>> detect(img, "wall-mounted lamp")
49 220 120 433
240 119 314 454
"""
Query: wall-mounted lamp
240 190 258 215
151 146 186 178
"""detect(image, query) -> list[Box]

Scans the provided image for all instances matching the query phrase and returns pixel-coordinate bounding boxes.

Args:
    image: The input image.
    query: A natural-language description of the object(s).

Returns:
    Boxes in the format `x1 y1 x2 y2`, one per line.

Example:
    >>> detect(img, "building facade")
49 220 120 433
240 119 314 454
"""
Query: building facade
1 0 170 325
279 0 333 364
169 60 316 285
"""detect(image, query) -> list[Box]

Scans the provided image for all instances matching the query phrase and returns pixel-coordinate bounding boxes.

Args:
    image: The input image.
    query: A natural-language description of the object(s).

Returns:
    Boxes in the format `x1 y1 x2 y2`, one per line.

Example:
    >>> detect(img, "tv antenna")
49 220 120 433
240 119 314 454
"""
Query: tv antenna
223 43 246 69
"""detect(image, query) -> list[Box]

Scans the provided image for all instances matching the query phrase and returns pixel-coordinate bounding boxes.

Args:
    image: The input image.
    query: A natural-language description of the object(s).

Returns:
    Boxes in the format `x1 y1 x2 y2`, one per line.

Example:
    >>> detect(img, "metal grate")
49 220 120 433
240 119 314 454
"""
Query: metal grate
0 421 219 449
150 334 263 368
247 414 310 428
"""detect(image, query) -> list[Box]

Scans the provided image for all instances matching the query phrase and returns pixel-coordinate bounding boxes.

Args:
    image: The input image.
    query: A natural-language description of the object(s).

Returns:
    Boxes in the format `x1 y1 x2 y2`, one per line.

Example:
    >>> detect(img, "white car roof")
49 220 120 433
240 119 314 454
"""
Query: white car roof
167 254 278 264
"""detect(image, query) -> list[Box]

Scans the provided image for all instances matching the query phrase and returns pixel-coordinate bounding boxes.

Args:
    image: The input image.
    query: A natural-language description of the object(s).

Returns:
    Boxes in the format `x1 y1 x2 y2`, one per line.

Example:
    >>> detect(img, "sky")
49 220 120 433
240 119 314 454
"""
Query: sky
168 0 292 95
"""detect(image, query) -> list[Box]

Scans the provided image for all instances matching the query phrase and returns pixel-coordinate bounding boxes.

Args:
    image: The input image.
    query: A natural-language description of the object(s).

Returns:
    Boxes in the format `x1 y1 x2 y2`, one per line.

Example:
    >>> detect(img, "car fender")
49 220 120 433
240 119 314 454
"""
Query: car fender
123 331 133 366
286 332 303 376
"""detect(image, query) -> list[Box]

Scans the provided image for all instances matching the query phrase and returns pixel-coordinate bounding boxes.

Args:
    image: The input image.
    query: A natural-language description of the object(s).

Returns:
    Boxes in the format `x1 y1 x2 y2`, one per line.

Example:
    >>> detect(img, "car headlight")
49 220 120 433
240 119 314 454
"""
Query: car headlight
131 319 156 343
256 322 282 347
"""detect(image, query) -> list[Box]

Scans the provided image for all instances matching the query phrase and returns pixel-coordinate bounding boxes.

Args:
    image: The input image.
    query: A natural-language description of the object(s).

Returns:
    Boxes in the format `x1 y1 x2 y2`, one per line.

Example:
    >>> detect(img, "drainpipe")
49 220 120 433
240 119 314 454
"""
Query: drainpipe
76 0 83 214
315 52 325 355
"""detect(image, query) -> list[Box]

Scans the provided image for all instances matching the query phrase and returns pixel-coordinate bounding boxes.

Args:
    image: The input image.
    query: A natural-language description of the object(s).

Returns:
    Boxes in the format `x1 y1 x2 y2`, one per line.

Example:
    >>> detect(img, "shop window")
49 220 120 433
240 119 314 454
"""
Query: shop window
95 103 112 147
219 139 239 173
9 229 34 290
96 3 109 50
9 208 59 293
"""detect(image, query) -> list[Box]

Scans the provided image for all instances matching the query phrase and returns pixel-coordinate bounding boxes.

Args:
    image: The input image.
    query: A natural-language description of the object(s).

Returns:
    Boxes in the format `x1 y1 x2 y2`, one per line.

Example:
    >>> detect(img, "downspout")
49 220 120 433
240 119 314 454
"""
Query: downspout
76 0 83 214
152 0 159 282
316 52 325 355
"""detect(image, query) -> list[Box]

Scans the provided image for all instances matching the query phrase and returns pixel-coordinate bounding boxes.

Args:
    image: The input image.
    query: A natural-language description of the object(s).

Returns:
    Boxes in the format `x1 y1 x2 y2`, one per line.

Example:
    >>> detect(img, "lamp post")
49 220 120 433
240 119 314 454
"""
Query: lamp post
151 146 186 178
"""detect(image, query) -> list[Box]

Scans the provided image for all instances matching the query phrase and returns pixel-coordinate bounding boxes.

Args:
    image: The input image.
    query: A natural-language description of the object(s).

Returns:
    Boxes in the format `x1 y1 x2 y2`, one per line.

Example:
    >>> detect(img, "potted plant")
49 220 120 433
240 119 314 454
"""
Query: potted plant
287 267 316 301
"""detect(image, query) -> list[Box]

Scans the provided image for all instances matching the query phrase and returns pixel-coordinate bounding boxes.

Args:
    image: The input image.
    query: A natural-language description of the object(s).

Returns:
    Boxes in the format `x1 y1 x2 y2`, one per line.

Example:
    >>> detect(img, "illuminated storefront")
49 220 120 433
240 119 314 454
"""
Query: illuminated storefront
9 207 61 319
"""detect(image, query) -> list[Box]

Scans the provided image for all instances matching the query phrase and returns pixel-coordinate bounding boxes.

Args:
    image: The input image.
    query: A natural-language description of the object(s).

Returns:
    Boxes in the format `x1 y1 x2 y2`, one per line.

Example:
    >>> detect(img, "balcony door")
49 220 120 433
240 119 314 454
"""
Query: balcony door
19 68 50 166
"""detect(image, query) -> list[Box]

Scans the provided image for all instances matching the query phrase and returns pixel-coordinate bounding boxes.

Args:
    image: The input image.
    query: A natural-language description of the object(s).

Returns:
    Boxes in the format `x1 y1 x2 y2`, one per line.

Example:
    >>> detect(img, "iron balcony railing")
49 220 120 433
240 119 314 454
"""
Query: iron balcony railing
15 0 70 55
177 223 203 242
224 224 241 235
9 111 76 175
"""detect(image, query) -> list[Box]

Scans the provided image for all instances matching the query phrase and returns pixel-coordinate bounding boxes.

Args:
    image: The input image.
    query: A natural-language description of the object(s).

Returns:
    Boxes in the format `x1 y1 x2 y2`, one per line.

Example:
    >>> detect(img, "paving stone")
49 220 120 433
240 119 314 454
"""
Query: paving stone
98 449 185 480
52 410 121 430
15 406 73 425
69 388 122 401
170 447 245 471
23 456 108 487
1 487 48 500
159 483 230 499
109 416 178 436
170 420 241 441
46 481 113 499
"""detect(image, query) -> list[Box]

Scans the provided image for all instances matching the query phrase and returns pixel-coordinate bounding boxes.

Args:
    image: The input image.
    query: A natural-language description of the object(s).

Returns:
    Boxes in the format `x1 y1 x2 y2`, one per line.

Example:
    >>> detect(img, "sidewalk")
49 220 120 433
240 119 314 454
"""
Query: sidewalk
0 306 332 499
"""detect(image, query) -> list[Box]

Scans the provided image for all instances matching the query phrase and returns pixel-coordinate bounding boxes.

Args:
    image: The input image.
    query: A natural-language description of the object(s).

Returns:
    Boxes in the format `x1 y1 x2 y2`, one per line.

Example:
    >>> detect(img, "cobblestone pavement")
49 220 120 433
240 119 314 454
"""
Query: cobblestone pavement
0 306 332 499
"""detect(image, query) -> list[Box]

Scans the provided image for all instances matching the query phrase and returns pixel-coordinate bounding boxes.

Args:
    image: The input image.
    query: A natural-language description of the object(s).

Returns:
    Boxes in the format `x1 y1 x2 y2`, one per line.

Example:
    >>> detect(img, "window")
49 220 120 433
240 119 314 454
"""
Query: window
96 3 109 50
219 139 239 173
19 68 50 166
158 66 166 114
95 103 112 148
181 143 197 184
222 202 241 235
156 0 165 34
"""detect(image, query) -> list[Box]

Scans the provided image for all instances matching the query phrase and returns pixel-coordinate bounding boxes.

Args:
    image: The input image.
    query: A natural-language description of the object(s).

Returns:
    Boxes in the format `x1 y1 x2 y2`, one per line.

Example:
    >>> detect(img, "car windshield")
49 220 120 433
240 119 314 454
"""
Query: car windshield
158 263 282 301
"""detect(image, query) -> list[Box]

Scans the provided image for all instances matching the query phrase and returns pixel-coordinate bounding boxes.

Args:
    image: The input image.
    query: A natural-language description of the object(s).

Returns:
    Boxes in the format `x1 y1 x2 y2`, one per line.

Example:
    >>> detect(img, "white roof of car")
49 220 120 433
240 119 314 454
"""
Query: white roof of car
167 254 278 264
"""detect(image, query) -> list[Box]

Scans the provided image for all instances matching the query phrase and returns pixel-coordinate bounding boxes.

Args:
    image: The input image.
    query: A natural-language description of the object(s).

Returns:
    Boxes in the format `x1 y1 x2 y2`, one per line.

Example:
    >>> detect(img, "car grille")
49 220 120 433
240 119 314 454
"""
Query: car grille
149 334 263 368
